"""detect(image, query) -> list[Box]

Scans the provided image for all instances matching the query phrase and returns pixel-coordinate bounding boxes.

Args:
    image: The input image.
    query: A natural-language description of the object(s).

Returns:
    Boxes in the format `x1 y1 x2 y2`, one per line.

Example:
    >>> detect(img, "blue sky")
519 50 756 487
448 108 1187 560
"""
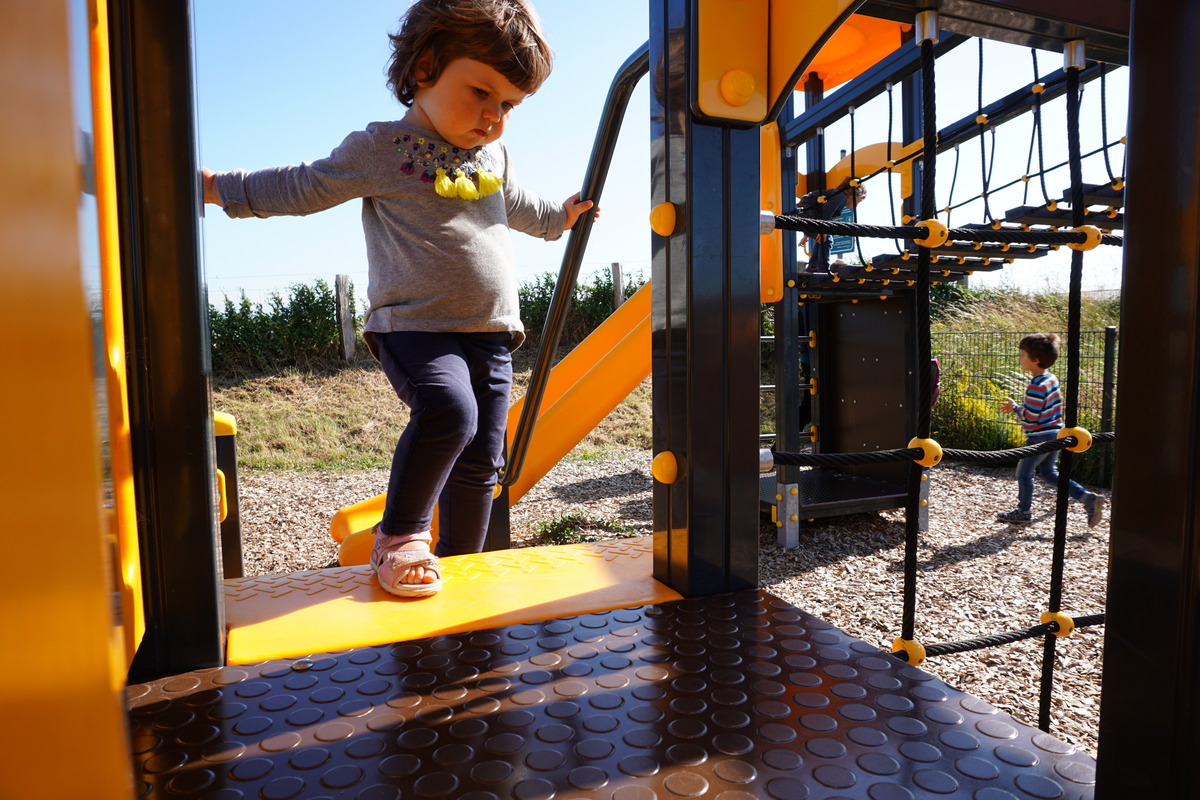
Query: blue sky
194 3 1127 306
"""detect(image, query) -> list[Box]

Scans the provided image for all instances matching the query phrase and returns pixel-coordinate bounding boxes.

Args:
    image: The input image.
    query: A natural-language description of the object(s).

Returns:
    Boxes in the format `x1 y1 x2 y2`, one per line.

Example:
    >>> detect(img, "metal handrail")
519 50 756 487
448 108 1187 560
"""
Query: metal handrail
500 42 650 487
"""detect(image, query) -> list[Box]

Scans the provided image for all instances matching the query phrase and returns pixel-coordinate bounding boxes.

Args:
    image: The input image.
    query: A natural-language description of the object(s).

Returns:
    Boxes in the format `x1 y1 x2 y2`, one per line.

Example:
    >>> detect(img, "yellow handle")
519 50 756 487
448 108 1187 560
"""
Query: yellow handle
216 469 228 523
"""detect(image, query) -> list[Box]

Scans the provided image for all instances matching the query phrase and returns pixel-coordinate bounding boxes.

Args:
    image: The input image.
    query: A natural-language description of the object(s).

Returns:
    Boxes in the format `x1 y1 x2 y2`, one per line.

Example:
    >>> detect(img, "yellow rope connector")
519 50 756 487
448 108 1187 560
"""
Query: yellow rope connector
908 437 943 467
975 113 988 125
1111 177 1124 190
1041 611 1075 637
892 637 927 665
849 178 860 187
809 425 819 444
1032 82 1046 94
1045 200 1058 211
808 378 818 396
1068 225 1103 251
913 219 949 248
651 451 680 484
818 194 828 204
1057 426 1093 453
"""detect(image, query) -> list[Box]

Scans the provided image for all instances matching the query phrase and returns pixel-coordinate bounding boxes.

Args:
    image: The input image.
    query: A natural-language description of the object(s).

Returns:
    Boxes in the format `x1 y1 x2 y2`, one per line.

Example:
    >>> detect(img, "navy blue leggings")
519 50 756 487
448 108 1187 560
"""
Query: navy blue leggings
375 331 513 557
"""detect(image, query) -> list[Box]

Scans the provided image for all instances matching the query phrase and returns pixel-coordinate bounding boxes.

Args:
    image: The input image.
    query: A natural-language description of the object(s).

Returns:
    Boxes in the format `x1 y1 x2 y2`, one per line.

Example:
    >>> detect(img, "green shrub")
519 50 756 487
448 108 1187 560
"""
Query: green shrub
210 279 355 374
519 269 645 346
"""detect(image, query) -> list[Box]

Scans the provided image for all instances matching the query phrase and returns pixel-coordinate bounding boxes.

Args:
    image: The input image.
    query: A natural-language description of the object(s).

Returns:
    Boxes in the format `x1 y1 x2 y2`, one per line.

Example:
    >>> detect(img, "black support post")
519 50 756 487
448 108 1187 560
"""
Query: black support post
1096 1 1200 795
111 0 225 680
649 0 759 596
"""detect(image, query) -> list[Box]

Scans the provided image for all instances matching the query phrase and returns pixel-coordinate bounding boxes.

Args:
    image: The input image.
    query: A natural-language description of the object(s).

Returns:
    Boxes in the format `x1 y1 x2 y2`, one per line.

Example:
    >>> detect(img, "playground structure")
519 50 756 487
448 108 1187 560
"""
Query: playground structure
3 3 1199 800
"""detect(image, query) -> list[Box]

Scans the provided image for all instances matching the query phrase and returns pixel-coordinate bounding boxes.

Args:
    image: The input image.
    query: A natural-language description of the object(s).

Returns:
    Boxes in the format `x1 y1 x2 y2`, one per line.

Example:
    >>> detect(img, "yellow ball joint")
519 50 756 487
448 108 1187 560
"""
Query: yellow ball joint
1068 225 1103 251
719 69 757 107
652 451 680 485
892 637 927 665
913 219 949 248
1057 426 1093 453
908 437 943 467
1041 610 1075 637
649 202 678 237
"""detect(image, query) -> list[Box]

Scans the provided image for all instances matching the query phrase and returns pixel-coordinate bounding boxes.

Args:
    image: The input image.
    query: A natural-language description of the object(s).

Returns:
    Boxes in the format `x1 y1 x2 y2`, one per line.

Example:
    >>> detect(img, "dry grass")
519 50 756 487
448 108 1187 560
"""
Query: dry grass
212 345 652 470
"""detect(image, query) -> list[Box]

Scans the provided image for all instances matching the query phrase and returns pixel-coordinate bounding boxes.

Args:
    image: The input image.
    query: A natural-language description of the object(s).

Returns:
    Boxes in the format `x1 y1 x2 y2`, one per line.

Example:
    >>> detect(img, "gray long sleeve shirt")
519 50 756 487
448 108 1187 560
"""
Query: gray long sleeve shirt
212 119 567 353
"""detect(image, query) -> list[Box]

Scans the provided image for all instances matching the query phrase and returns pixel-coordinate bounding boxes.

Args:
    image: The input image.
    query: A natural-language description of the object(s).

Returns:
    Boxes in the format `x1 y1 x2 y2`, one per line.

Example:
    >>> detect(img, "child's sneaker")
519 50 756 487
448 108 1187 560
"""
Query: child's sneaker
1083 494 1105 528
996 509 1032 523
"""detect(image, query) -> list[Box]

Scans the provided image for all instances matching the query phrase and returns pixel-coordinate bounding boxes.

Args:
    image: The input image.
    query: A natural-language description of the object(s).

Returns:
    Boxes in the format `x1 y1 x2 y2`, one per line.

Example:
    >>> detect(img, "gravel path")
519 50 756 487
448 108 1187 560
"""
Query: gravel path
234 449 1109 758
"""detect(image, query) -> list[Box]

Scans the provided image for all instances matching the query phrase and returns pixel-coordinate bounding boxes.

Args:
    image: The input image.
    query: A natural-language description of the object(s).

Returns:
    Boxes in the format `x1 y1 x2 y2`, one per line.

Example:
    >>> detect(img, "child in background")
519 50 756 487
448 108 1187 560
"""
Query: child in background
998 333 1104 527
203 0 595 596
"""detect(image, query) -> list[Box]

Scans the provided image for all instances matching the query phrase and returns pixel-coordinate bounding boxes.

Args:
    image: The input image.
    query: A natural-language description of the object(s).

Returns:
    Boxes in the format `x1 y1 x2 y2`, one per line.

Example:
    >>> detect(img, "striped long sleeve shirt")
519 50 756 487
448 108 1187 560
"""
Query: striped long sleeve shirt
1015 372 1065 435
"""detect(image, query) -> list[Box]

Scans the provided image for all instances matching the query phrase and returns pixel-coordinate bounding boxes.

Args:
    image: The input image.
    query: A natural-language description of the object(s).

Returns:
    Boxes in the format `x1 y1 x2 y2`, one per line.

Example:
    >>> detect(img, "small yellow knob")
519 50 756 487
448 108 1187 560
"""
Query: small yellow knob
649 202 678 236
719 69 756 107
652 451 680 484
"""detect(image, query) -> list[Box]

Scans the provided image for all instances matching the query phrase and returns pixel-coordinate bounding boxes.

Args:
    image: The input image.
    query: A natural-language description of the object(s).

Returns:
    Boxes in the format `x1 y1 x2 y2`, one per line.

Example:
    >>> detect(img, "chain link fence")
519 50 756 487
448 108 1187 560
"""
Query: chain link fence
931 327 1118 486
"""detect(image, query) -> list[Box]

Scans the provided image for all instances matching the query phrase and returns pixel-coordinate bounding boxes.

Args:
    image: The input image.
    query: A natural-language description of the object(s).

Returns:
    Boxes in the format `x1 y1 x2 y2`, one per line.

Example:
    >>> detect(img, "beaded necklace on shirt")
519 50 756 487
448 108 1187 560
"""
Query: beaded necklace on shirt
392 131 503 200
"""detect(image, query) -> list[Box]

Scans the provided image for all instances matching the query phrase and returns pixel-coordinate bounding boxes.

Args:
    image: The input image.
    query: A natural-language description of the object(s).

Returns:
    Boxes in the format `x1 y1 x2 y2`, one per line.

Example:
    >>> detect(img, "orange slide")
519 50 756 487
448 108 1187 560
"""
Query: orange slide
331 282 652 564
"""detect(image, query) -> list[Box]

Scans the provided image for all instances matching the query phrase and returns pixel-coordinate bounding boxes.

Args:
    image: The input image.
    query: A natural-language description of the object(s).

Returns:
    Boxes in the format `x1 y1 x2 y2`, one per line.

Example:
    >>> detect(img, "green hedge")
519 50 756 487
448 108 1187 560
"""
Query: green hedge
209 270 645 374
209 280 352 373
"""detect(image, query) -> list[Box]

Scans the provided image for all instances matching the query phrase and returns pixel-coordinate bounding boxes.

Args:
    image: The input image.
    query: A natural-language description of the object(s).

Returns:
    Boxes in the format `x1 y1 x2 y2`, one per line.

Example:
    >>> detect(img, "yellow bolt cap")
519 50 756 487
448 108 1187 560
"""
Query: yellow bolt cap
652 451 680 484
719 69 757 107
649 202 677 236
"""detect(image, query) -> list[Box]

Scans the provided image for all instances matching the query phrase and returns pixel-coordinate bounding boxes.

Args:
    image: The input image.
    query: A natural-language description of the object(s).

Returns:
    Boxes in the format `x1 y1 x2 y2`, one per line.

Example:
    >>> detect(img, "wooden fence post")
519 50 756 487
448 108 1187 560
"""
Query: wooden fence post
611 262 624 309
335 274 355 362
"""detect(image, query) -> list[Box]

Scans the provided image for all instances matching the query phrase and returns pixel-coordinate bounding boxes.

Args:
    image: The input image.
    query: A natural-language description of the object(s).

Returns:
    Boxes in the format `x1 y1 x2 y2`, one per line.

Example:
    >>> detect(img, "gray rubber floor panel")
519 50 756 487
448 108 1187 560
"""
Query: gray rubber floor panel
127 589 1096 799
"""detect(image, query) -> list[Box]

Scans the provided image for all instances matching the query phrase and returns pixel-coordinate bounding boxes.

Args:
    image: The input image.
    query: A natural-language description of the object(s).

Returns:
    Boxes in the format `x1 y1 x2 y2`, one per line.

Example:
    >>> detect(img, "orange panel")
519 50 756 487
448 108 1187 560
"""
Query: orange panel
803 15 911 91
0 2 134 797
224 536 682 664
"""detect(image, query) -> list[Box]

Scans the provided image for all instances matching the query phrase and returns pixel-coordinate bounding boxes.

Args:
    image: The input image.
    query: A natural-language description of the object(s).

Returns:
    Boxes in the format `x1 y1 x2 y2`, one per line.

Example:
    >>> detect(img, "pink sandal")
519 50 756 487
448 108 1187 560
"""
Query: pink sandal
370 527 442 597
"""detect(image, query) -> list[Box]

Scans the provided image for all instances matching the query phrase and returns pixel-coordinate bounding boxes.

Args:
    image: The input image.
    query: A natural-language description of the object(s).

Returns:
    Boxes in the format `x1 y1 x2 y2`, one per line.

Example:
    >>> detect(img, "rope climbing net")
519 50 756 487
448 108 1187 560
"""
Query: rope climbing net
769 18 1120 735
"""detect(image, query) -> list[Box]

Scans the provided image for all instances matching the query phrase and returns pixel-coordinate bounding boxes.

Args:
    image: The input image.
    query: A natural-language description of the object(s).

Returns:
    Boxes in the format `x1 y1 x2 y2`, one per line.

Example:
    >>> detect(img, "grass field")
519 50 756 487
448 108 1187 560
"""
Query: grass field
212 347 653 471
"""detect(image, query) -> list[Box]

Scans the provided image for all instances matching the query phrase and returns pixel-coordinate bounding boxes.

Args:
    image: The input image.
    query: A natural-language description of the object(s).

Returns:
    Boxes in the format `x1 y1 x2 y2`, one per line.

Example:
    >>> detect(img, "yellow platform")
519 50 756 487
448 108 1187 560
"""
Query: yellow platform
223 535 680 664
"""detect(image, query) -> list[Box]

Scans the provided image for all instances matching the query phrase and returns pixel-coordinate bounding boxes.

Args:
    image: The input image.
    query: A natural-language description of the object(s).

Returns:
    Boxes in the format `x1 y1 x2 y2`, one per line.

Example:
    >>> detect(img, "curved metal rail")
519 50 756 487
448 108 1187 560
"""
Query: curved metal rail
500 43 650 487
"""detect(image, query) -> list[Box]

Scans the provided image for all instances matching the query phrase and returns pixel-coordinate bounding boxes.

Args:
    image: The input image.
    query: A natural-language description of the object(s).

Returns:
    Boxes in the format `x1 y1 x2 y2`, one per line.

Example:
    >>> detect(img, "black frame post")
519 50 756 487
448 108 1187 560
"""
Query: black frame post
111 0 225 680
649 0 759 595
1096 0 1200 794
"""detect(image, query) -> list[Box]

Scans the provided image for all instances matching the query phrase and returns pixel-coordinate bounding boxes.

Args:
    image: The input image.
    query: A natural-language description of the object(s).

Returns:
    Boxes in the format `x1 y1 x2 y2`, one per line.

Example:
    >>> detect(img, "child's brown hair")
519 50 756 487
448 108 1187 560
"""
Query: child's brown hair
387 0 553 107
1019 332 1061 368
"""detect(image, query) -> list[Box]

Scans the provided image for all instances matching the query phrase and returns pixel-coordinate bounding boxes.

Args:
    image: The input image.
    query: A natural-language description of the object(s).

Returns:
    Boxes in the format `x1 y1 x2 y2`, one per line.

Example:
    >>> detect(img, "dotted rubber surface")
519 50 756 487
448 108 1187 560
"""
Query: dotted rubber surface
128 589 1096 799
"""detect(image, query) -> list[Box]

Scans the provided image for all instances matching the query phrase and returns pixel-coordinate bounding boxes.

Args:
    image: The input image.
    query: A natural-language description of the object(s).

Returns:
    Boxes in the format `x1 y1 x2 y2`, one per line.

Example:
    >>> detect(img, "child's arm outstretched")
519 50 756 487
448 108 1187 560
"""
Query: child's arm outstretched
201 167 220 206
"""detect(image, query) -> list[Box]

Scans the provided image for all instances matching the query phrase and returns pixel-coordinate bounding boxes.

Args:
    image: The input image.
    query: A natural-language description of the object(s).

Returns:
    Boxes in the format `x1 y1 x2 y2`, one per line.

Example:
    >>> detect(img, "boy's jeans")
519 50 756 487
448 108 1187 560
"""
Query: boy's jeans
1015 431 1090 514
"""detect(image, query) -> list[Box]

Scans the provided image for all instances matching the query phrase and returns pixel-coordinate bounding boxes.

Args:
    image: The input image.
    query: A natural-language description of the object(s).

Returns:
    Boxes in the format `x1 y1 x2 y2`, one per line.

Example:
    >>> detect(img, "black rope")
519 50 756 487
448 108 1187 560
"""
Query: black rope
947 144 961 227
1031 50 1051 206
772 447 925 467
771 215 1124 247
886 83 901 253
770 432 1114 469
892 613 1105 661
944 138 1125 214
850 105 869 267
1037 61 1088 735
1100 69 1116 185
941 438 1075 464
977 39 992 223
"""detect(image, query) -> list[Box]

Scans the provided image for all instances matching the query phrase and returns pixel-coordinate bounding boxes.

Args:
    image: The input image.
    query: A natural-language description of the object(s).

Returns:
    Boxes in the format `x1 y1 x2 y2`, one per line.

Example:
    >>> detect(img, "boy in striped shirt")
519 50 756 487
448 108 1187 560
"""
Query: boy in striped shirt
998 333 1104 526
